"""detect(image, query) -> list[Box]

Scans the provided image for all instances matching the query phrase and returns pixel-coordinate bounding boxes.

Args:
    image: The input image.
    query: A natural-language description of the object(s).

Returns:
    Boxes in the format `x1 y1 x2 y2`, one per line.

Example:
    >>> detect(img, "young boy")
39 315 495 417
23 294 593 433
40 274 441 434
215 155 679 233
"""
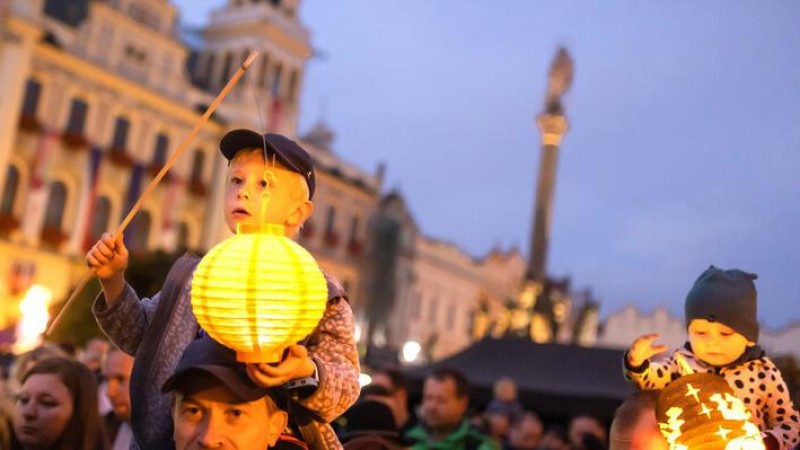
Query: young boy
624 266 800 449
87 130 360 450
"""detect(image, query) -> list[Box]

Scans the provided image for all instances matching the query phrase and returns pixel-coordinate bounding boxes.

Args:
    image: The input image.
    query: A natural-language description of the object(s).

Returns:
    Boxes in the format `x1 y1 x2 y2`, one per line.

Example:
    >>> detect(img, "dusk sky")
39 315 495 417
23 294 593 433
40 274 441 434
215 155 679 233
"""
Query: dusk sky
174 1 800 329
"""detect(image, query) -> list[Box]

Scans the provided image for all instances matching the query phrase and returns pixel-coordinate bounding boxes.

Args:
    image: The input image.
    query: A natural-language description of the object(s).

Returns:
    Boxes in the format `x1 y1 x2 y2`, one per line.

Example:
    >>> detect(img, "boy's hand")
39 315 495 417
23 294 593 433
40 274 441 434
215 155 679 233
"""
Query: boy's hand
86 232 128 280
246 344 315 388
628 333 667 367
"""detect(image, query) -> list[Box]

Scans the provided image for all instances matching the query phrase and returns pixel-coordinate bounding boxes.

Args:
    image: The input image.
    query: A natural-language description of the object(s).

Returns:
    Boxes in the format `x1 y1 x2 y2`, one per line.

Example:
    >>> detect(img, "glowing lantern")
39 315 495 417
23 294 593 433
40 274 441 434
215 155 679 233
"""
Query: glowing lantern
656 372 765 450
191 223 328 363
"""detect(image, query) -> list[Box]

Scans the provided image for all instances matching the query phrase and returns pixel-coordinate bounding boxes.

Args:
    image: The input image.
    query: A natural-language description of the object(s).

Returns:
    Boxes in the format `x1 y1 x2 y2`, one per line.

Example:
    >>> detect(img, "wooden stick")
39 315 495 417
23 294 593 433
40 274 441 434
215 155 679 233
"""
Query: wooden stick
46 50 259 336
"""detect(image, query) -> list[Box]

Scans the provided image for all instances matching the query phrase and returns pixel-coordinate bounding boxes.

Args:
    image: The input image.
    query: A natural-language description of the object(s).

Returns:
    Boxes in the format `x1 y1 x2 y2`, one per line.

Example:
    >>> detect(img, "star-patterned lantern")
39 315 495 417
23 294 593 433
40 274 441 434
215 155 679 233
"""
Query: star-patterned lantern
656 373 766 450
191 223 328 363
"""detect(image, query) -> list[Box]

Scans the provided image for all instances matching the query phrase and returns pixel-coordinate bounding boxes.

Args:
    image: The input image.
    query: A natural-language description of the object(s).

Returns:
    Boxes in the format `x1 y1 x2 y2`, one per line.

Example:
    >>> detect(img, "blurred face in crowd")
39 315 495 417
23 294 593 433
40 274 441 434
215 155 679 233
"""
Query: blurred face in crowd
13 373 74 449
569 415 607 448
371 371 409 427
508 413 544 450
485 411 511 441
81 338 109 373
538 428 570 450
494 378 518 403
172 377 287 450
103 349 134 422
688 319 752 366
421 376 467 432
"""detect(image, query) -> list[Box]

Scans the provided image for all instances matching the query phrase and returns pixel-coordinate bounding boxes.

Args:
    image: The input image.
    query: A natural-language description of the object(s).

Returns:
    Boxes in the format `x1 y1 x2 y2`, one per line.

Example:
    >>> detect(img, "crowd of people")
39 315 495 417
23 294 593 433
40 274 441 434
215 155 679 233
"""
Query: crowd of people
0 339 642 450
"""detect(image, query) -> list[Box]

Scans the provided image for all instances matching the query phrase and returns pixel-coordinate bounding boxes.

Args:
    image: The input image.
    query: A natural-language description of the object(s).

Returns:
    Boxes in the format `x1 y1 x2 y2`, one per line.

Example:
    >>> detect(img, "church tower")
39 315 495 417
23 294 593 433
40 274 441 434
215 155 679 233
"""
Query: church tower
191 0 312 136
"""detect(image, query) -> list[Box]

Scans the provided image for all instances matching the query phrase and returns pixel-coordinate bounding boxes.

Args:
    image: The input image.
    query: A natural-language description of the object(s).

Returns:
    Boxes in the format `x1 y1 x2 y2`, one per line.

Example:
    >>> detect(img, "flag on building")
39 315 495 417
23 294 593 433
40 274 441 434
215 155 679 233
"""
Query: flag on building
21 130 57 243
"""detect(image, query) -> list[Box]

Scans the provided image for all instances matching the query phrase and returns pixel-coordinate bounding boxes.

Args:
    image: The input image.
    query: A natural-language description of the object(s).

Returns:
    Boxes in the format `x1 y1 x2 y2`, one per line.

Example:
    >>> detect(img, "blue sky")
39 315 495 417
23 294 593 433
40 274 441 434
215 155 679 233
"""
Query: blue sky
174 1 800 329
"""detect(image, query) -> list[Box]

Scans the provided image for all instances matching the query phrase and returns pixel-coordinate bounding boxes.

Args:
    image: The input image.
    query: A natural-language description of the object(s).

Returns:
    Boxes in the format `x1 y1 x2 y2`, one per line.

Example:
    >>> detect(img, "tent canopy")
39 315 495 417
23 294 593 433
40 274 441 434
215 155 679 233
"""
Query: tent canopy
404 337 635 421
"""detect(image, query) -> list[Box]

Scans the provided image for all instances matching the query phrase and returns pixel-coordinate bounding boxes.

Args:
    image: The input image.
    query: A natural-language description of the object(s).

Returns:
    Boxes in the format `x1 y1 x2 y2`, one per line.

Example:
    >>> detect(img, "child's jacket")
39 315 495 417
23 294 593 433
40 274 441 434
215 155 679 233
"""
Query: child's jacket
624 345 800 449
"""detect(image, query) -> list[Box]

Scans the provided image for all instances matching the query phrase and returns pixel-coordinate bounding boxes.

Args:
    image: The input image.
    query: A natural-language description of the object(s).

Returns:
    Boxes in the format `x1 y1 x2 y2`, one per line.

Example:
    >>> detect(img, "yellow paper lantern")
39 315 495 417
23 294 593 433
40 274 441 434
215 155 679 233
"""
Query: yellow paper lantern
191 223 328 363
656 372 766 450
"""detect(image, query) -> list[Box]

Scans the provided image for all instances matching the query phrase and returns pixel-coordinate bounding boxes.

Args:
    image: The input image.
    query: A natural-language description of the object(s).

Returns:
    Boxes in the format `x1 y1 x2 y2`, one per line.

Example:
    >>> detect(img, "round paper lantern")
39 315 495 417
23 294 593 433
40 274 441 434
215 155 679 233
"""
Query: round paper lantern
656 372 765 450
191 223 328 363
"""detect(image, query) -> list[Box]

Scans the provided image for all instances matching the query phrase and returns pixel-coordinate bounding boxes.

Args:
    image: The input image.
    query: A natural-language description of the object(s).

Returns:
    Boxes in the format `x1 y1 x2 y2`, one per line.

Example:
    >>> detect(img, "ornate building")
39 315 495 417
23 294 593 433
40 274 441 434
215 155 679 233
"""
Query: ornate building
0 0 381 332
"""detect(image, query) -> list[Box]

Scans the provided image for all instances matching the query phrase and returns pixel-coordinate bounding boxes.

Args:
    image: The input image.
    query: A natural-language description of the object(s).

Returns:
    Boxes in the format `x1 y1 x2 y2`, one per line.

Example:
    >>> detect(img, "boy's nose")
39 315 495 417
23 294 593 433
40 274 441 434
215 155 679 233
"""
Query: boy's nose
237 187 250 200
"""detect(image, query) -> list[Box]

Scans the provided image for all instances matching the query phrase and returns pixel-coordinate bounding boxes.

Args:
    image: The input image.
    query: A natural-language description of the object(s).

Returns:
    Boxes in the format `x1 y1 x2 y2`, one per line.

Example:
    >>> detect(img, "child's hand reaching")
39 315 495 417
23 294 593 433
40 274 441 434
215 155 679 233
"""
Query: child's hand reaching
246 344 316 388
628 333 668 367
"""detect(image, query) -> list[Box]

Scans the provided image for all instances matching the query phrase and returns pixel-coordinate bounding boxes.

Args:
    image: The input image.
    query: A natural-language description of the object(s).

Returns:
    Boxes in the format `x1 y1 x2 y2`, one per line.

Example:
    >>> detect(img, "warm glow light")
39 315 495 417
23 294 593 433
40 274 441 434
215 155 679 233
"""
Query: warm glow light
358 373 372 388
354 324 362 343
401 340 421 363
191 224 328 363
14 284 53 354
657 373 765 450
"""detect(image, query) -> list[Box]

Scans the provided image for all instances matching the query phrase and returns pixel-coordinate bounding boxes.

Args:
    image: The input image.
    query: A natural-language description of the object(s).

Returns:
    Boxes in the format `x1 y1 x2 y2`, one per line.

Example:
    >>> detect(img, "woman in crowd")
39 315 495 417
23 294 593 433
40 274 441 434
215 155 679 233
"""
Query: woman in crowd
9 357 108 450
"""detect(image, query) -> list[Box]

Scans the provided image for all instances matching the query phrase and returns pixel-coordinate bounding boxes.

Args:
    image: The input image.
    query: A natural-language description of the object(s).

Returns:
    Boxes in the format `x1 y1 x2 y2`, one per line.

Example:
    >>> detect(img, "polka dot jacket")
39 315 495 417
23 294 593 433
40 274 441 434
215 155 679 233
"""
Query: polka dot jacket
624 346 800 449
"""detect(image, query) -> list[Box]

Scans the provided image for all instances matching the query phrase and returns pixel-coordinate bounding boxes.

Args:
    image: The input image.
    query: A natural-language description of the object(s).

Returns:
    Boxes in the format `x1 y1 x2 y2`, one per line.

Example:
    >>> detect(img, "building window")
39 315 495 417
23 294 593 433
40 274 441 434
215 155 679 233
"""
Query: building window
220 52 233 87
88 195 111 245
22 79 42 116
153 133 169 166
65 98 88 134
1 166 20 215
271 64 282 97
323 206 339 247
287 69 299 103
190 150 205 182
128 210 152 254
348 216 359 242
201 52 216 88
43 181 67 230
111 117 130 150
177 221 190 251
43 0 89 27
325 207 336 234
258 54 270 88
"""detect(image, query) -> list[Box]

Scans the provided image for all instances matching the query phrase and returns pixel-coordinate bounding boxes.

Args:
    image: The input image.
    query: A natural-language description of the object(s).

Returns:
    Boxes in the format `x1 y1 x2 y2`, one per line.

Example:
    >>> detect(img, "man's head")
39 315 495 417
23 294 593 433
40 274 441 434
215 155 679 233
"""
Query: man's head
507 412 544 450
420 368 469 432
220 130 315 238
609 390 668 450
163 336 288 450
102 347 134 423
685 266 758 366
568 415 607 449
370 368 409 427
493 376 518 403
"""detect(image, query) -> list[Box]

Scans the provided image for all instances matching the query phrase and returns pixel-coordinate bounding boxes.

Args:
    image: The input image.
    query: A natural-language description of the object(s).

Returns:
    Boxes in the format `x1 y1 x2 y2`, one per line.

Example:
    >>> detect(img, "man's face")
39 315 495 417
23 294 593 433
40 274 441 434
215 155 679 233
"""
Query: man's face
224 150 308 235
508 415 544 449
688 319 752 366
173 383 287 450
420 376 467 431
103 350 134 422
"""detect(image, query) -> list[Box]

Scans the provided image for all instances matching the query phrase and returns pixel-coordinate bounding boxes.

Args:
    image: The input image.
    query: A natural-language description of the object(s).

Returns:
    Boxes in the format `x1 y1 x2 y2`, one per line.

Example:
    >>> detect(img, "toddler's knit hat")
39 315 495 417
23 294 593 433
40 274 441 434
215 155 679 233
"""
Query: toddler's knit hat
684 265 759 343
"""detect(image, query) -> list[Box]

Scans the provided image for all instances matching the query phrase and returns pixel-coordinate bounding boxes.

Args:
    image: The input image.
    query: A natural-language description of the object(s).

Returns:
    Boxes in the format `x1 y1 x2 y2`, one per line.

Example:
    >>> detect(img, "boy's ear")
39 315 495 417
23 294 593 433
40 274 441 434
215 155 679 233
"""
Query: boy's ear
287 200 313 228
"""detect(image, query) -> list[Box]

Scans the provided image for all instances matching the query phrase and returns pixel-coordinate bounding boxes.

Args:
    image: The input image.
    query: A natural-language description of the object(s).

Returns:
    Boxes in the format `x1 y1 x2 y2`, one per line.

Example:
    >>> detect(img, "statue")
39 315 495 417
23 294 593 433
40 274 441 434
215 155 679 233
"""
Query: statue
544 47 574 115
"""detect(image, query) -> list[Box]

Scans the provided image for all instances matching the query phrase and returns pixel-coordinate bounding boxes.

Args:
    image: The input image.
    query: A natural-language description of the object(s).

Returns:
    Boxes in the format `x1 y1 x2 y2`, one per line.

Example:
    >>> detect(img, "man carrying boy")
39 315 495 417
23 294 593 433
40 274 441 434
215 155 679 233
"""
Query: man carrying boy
164 334 306 449
624 266 800 449
88 130 360 449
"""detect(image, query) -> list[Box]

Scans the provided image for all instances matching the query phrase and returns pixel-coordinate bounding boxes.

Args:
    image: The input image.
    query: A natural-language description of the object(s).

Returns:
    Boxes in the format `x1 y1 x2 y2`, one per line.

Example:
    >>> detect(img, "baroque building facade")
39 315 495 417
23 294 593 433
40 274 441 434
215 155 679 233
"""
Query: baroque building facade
0 0 381 331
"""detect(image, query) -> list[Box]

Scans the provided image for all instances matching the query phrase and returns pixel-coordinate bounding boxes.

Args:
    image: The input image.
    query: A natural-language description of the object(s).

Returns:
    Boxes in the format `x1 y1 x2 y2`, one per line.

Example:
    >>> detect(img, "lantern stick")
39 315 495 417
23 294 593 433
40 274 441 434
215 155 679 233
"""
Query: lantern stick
46 50 260 336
